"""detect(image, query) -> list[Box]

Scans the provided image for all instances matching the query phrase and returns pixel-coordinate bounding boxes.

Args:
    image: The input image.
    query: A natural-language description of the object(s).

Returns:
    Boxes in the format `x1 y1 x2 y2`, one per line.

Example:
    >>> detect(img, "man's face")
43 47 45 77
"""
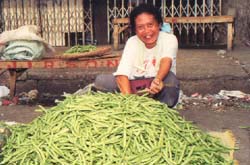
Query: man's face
135 13 160 49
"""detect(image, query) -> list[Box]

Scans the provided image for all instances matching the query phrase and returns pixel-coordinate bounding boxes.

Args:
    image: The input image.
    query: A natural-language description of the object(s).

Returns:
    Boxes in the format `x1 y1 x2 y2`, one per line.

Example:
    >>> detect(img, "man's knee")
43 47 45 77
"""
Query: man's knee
161 87 180 108
163 71 179 87
94 74 117 92
165 93 179 108
154 76 180 108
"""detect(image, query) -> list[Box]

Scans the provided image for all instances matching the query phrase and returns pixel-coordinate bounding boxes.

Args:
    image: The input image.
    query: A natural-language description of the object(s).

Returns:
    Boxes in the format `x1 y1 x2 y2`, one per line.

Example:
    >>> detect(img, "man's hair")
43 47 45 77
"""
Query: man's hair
129 3 163 35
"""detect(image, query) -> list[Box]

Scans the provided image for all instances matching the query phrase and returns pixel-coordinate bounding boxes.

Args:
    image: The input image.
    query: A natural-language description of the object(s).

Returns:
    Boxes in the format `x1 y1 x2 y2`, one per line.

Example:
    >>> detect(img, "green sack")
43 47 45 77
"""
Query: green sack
0 40 45 60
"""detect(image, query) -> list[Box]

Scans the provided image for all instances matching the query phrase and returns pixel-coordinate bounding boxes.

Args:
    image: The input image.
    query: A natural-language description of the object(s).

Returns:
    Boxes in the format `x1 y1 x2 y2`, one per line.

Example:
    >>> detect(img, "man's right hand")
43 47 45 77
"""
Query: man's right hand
115 75 132 94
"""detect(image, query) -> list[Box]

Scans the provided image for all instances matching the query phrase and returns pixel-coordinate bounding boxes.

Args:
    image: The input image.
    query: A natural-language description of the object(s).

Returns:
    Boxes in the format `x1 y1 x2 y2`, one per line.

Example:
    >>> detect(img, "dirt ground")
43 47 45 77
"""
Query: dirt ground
181 98 250 165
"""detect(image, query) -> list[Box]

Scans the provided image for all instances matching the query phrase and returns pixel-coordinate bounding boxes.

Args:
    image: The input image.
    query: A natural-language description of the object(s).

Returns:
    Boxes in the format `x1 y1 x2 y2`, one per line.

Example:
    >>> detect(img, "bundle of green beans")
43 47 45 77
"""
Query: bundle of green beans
64 45 97 54
0 92 234 164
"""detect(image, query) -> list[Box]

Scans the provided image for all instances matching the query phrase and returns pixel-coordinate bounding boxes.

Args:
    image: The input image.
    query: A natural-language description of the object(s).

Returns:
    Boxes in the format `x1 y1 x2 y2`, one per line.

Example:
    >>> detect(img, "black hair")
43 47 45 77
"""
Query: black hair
129 3 163 35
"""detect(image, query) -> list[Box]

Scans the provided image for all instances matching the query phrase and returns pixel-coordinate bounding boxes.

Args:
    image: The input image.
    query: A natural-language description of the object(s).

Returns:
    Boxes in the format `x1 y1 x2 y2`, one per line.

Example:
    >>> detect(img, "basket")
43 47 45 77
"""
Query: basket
55 46 112 60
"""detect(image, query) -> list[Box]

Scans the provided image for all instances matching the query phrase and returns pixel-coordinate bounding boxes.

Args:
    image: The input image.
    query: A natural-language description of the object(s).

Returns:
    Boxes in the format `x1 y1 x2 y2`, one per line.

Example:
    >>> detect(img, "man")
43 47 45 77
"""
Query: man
94 4 180 108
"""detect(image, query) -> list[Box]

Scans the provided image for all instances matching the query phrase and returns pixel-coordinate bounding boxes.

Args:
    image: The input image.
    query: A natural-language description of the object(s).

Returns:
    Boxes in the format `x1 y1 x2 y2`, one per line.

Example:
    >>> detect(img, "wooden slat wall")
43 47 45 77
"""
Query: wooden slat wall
108 0 222 46
2 0 39 30
40 0 85 46
0 0 91 47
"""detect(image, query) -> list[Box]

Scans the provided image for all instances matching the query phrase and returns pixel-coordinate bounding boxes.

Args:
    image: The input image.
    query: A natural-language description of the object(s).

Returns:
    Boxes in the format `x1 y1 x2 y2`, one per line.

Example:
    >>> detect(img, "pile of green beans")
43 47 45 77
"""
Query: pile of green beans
0 92 234 164
64 45 97 54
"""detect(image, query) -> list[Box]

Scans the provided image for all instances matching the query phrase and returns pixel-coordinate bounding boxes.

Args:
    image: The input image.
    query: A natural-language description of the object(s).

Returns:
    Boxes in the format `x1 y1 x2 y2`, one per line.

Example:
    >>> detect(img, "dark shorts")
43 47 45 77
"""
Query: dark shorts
94 72 180 108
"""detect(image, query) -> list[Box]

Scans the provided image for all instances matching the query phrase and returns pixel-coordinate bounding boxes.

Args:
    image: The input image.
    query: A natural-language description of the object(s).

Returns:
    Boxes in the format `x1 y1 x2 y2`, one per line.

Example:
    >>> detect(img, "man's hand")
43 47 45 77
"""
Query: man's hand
115 75 132 94
147 57 172 95
148 78 164 95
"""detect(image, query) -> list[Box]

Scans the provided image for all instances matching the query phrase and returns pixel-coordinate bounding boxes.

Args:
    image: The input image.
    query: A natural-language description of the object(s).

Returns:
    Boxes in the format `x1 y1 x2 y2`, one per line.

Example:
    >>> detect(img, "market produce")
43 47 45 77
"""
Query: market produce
64 45 97 54
0 92 234 164
0 126 11 149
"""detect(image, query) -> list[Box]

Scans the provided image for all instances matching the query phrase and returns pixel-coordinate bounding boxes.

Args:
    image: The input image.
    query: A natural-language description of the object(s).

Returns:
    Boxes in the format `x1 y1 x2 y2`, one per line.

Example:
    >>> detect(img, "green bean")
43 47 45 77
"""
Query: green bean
181 146 194 165
64 45 97 54
0 92 234 164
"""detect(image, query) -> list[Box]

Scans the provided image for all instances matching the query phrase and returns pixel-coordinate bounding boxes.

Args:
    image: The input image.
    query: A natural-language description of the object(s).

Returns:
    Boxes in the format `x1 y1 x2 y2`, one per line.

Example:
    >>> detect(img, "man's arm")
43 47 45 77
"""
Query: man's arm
156 57 172 80
115 75 132 94
149 57 172 94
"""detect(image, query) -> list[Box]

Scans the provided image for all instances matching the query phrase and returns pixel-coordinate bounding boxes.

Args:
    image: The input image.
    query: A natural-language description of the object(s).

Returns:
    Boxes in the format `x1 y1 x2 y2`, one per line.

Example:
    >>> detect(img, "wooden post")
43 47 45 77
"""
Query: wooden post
113 24 119 50
227 22 233 50
8 69 27 98
8 69 17 98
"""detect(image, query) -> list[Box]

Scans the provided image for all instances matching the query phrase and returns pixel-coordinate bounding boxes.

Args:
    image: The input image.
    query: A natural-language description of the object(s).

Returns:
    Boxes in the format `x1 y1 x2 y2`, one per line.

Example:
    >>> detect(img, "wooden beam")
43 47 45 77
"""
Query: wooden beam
0 58 120 69
164 16 234 24
113 18 129 24
113 16 234 25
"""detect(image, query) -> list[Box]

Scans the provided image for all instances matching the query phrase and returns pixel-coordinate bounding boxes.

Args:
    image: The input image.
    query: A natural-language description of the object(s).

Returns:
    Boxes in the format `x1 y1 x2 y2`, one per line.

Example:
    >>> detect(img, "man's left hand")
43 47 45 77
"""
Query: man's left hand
148 78 164 95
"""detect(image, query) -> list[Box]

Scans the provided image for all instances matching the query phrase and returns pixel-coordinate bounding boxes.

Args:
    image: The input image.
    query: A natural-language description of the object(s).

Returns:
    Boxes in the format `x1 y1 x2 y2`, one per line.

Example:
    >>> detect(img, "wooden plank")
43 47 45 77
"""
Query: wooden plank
0 58 120 69
113 16 234 25
113 18 129 24
164 16 234 24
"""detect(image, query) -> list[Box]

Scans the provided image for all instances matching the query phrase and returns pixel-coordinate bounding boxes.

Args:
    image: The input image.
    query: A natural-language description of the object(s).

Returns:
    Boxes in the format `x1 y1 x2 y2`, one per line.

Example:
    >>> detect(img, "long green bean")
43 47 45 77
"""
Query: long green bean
0 92 234 164
64 45 96 54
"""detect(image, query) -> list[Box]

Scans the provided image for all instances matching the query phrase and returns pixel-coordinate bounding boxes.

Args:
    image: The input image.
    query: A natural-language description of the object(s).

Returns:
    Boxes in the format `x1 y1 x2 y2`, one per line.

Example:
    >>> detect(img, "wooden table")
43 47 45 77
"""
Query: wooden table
0 57 120 97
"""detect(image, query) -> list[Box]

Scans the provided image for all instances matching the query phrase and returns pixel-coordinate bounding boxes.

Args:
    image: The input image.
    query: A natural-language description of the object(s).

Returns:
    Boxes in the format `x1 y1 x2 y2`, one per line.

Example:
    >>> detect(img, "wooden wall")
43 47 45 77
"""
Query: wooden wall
0 0 93 47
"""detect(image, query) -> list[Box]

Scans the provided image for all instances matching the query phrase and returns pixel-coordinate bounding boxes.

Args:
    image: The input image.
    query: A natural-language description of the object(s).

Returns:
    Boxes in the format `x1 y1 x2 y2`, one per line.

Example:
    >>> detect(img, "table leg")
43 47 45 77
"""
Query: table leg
8 69 17 98
227 23 233 51
8 69 27 98
113 24 119 50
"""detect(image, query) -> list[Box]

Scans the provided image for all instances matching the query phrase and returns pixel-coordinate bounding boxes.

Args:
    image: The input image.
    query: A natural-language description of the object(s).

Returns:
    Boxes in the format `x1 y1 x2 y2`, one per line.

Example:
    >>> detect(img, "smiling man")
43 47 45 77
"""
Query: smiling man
94 4 180 108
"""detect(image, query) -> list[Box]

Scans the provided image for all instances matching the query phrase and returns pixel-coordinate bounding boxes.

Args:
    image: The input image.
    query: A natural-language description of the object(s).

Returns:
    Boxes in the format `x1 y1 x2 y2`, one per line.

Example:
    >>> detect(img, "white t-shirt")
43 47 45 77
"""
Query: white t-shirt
113 31 178 80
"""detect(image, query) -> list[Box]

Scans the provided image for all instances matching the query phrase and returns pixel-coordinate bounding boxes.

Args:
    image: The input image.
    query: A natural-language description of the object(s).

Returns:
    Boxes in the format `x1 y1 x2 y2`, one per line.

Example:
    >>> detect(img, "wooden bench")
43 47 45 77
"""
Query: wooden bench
0 57 120 98
113 16 234 50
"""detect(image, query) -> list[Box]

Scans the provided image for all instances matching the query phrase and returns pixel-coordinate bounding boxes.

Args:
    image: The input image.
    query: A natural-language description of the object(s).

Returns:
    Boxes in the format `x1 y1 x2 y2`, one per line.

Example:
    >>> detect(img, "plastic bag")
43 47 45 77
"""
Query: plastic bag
0 86 9 98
